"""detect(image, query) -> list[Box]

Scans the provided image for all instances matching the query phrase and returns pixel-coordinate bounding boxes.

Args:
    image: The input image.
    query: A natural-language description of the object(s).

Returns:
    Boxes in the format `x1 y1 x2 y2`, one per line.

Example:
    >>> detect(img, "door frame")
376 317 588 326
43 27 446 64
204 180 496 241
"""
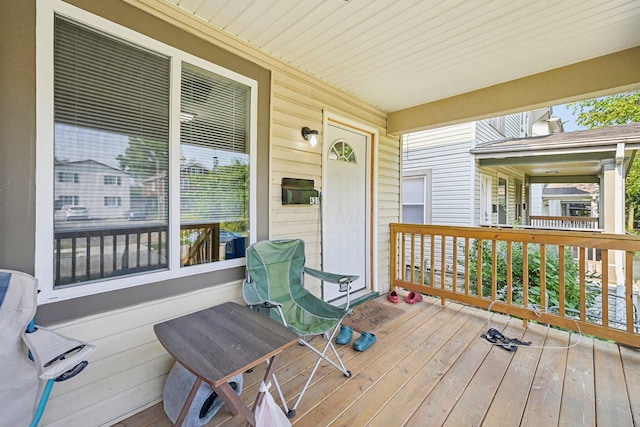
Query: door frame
322 111 378 294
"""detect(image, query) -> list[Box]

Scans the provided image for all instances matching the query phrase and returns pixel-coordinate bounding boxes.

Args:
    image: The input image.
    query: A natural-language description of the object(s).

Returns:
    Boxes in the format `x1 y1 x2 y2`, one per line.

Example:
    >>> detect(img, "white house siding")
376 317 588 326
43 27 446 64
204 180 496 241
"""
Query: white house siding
33 1 399 425
403 123 475 226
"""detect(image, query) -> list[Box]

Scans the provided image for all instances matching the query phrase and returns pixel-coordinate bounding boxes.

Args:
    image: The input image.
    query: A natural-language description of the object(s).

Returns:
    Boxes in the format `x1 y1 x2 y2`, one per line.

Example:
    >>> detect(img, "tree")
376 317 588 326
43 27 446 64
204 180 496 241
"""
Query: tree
116 137 169 180
567 91 640 128
567 91 640 229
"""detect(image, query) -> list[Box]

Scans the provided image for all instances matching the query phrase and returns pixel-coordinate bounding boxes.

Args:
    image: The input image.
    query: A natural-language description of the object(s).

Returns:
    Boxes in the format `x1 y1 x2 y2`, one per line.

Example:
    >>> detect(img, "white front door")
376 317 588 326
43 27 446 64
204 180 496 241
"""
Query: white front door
322 123 368 302
480 175 492 225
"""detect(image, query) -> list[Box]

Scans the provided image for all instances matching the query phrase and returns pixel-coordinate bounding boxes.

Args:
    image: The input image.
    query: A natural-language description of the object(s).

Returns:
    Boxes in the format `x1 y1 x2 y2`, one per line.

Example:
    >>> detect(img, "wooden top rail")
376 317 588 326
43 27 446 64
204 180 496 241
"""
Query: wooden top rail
391 223 640 251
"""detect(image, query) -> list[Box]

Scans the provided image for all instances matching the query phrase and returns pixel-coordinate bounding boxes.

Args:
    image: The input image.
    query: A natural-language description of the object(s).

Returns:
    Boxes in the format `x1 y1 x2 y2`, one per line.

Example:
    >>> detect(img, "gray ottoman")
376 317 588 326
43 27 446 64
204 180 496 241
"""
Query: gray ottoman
163 362 243 426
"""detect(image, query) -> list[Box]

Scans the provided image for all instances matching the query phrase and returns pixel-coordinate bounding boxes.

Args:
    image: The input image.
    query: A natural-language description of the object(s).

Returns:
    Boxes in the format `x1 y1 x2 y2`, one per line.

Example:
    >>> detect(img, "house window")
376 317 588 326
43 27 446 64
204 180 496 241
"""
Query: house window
58 195 79 206
402 170 432 224
179 63 250 266
57 172 79 183
329 140 357 163
104 196 122 207
36 3 257 301
104 175 121 185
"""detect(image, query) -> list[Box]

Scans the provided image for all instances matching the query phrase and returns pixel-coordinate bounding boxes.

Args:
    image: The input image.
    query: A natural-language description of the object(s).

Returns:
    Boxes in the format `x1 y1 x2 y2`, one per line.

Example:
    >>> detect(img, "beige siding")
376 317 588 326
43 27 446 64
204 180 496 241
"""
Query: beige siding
42 282 243 426
32 1 400 426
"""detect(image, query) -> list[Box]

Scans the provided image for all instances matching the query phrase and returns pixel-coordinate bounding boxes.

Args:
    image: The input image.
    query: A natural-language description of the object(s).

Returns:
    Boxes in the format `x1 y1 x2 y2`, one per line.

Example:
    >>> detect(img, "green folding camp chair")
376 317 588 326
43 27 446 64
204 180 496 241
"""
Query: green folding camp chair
243 239 358 418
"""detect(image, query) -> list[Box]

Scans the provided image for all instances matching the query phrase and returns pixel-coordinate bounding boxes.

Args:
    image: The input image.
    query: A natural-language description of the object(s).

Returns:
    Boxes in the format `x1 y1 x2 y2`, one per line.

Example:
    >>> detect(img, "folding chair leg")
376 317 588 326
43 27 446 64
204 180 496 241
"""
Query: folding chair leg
288 326 352 416
270 372 292 417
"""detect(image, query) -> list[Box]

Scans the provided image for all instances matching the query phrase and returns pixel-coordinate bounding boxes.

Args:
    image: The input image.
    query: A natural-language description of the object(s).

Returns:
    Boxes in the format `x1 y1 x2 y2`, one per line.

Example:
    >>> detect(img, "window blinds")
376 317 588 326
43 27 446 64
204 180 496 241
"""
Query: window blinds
54 16 170 143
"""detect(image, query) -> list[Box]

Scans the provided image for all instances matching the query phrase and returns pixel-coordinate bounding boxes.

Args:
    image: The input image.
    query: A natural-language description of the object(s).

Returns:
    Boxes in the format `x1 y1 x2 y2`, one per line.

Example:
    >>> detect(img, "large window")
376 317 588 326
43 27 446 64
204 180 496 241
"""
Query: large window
36 3 257 301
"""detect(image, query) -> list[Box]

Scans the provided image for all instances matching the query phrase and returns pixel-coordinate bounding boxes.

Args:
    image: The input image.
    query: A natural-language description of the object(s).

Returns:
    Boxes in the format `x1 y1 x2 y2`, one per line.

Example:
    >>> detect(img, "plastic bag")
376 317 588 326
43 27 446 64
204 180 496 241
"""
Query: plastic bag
255 381 291 427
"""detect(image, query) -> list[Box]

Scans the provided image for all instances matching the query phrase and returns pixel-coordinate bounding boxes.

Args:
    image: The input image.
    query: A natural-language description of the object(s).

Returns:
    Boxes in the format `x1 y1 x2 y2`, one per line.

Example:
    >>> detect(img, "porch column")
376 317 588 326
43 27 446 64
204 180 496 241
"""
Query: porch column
601 146 626 286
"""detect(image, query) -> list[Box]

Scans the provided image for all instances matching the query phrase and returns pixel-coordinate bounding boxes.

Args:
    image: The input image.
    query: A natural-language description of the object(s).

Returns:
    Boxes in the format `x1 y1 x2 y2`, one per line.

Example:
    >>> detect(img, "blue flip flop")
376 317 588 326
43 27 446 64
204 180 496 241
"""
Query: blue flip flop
353 332 376 351
335 325 353 345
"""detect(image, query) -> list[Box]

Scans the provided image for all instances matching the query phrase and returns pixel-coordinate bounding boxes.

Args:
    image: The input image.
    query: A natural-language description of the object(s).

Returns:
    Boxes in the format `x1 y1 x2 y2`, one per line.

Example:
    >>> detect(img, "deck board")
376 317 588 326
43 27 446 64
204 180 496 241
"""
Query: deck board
559 333 596 426
594 339 634 427
115 293 640 427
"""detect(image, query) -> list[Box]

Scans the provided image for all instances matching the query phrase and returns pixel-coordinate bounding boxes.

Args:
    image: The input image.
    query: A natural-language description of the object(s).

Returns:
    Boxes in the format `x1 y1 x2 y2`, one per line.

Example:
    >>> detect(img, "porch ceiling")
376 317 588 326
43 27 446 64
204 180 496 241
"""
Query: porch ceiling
164 0 640 118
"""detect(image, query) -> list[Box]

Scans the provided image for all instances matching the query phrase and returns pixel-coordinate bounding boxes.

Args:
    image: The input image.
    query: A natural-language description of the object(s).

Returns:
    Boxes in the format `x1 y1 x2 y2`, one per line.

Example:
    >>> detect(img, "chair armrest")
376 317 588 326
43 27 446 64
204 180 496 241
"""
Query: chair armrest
22 327 96 381
304 267 359 292
242 279 282 308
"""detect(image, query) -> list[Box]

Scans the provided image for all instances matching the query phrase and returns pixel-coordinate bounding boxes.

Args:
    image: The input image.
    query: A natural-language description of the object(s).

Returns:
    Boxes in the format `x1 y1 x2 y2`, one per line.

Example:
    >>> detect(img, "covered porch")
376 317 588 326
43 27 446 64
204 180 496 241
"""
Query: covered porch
119 293 640 426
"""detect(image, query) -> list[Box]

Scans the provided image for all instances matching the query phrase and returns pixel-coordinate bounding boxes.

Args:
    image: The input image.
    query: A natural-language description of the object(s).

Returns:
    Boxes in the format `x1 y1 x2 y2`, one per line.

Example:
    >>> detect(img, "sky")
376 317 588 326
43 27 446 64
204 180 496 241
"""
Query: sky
551 103 587 133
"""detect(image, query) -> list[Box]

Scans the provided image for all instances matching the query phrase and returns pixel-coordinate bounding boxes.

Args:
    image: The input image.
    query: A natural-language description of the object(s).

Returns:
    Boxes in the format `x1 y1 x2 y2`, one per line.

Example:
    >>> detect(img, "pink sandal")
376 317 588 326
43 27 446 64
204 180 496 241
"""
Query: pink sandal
388 290 399 303
405 291 423 304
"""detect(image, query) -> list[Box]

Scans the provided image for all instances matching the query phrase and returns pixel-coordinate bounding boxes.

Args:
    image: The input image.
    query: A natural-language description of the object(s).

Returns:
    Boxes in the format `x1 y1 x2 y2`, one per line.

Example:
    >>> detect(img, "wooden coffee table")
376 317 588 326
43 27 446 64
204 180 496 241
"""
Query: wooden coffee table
154 302 299 426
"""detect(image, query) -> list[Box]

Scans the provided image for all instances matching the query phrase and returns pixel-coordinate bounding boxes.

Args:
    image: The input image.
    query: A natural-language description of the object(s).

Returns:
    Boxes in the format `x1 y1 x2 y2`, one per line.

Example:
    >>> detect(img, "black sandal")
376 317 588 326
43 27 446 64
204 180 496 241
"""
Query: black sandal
482 328 530 352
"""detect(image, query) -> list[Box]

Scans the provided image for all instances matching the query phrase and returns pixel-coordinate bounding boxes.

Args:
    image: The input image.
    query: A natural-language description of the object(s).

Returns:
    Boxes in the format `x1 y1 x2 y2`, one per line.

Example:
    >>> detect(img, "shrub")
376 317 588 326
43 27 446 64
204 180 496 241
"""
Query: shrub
466 240 593 310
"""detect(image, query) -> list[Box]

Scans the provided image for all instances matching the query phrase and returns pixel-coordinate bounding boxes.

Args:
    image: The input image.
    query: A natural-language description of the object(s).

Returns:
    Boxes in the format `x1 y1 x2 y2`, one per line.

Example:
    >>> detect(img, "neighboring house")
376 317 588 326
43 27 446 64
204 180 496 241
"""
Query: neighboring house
533 182 599 218
402 108 559 227
54 159 132 220
471 122 640 237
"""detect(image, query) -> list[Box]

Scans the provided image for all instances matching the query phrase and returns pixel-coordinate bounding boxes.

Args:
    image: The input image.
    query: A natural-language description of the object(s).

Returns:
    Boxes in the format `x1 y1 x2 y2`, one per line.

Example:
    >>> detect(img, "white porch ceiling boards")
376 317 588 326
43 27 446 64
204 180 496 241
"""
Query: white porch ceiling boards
166 0 640 113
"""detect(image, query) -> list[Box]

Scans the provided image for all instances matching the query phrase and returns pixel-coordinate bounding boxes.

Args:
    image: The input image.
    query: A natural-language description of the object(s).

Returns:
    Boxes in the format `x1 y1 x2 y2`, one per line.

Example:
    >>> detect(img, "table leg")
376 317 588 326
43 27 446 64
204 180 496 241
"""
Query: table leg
214 381 256 425
251 354 281 414
174 377 201 426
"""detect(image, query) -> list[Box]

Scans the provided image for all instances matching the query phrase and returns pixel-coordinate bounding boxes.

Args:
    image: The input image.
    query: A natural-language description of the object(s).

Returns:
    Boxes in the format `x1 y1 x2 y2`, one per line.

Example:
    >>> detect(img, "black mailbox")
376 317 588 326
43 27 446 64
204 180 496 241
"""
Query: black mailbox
282 178 319 205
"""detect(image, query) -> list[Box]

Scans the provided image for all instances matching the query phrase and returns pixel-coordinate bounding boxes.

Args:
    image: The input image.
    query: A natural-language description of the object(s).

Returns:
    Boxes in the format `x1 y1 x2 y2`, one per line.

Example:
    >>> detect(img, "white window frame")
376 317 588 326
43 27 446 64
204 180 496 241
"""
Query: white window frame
401 169 432 224
35 0 258 303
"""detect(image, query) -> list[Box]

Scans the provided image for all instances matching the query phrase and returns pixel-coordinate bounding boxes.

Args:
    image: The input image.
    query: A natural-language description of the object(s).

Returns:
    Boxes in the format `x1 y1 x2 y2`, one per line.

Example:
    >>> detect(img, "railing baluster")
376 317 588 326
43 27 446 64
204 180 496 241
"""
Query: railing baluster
420 233 425 286
506 241 512 305
602 250 609 328
540 244 547 308
100 235 105 278
440 235 446 290
559 246 566 317
579 247 586 322
85 234 91 281
491 239 497 301
522 242 529 328
410 232 416 284
626 251 635 333
477 238 483 298
430 234 435 289
71 237 77 283
452 236 458 293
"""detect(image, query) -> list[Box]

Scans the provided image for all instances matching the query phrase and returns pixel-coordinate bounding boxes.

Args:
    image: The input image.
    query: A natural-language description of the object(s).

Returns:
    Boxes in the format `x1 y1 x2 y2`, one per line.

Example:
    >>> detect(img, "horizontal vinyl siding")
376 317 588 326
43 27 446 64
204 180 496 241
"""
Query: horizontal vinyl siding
41 282 243 426
475 113 523 144
403 123 474 226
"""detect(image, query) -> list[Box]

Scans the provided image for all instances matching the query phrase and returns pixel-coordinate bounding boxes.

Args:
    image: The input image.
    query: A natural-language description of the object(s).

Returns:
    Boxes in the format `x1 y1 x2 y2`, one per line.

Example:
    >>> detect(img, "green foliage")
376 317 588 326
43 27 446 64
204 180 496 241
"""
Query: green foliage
180 160 249 231
467 240 592 311
117 137 169 179
567 91 640 128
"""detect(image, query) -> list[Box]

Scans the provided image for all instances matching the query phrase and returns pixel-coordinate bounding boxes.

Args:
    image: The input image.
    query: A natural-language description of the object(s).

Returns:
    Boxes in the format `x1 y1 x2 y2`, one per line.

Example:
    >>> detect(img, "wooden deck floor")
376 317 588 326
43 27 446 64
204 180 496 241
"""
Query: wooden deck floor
116 294 640 427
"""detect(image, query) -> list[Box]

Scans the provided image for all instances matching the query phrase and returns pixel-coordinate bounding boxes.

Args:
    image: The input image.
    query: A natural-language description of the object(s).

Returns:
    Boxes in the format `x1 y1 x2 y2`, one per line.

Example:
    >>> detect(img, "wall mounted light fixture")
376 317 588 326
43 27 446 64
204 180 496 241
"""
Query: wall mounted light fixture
301 127 319 147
